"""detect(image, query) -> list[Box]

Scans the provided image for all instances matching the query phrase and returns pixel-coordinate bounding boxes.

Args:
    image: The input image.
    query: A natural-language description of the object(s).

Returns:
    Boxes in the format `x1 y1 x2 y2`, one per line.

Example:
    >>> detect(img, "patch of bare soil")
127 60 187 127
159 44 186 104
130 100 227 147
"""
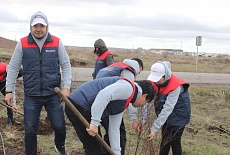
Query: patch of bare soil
0 115 87 155
0 117 25 155
0 117 54 155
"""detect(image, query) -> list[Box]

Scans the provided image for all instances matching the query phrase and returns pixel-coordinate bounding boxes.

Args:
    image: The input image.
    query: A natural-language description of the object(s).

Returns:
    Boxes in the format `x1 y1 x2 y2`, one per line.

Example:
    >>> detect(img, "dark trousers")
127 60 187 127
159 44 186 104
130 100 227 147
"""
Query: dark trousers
65 104 103 155
24 95 66 155
0 82 13 119
101 116 126 155
160 124 185 155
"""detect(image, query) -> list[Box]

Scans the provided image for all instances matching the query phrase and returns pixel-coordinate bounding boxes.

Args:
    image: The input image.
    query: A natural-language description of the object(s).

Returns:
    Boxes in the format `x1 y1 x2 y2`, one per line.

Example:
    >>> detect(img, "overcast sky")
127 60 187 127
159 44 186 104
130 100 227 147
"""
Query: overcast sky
1 0 230 54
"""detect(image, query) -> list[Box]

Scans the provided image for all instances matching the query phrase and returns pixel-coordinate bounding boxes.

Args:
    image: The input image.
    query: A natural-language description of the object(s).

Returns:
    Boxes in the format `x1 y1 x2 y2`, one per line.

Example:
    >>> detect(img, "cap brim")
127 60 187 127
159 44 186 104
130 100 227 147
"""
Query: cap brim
31 18 47 26
31 22 47 26
147 73 162 82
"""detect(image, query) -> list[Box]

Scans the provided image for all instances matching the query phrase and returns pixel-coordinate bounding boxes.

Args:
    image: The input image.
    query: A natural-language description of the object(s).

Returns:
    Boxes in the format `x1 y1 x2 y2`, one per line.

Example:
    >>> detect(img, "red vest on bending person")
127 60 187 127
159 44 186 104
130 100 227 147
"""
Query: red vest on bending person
96 62 136 79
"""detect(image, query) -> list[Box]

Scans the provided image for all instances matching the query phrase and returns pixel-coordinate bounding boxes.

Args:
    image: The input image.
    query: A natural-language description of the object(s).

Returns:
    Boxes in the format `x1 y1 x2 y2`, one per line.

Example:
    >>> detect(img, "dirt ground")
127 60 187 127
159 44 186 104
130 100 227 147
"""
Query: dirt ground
0 115 87 155
0 82 229 155
0 37 229 154
0 116 49 155
0 80 86 155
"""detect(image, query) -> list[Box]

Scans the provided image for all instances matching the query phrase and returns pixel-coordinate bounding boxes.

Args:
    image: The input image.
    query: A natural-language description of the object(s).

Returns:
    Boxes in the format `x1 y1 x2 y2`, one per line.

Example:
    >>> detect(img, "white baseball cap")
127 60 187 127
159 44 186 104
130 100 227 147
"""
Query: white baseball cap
31 15 47 26
147 63 165 82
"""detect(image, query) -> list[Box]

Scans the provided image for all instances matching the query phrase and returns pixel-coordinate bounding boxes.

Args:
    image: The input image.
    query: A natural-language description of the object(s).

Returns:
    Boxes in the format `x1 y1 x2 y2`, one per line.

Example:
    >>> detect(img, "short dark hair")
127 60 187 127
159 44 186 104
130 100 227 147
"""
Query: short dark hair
135 80 155 102
131 58 144 70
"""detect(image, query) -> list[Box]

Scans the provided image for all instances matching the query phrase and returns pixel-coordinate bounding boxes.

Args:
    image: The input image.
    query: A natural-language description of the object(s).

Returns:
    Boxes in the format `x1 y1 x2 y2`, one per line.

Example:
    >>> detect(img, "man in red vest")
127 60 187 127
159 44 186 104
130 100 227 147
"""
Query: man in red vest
92 38 114 79
0 62 22 125
5 11 71 155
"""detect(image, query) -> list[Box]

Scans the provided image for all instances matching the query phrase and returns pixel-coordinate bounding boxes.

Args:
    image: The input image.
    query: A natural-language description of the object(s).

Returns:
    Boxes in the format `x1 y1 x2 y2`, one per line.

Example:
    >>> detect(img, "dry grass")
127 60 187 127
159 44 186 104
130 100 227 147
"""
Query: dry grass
0 47 229 154
1 47 230 73
123 86 230 155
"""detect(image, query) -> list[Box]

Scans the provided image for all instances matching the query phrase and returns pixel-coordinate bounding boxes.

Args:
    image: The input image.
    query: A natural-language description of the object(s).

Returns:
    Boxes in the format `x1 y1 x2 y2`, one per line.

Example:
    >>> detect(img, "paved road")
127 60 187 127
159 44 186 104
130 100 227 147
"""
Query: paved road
71 67 230 87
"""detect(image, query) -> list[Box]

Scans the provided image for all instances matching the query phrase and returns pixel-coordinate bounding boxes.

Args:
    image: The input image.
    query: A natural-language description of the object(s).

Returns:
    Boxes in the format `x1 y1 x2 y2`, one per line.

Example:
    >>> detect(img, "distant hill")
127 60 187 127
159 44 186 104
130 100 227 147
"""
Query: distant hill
0 36 17 49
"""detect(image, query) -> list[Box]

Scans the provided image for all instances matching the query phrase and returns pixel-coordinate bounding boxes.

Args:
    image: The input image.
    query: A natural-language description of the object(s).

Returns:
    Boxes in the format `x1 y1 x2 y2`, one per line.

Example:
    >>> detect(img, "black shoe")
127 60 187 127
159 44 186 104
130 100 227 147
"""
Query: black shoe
8 118 22 125
55 145 69 155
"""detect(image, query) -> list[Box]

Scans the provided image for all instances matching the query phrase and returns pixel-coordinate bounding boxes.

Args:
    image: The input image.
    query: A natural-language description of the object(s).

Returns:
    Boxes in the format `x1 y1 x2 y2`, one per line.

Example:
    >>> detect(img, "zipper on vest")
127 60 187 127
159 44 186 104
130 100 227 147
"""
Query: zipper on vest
39 48 43 96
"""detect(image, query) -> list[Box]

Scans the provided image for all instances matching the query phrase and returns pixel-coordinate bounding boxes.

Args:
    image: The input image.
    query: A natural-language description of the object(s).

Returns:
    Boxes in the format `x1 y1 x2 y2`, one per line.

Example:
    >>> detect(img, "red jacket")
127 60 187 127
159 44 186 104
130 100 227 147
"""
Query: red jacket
0 62 8 81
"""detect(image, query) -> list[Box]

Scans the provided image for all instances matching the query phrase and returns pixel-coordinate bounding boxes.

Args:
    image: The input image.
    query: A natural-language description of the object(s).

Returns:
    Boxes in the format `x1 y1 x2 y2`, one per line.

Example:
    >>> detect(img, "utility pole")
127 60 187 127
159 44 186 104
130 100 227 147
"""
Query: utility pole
195 36 202 72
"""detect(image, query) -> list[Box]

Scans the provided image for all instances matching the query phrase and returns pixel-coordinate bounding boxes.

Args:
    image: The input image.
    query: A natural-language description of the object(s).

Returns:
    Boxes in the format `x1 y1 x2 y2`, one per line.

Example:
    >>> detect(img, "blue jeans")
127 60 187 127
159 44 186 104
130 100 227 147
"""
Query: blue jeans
24 94 66 155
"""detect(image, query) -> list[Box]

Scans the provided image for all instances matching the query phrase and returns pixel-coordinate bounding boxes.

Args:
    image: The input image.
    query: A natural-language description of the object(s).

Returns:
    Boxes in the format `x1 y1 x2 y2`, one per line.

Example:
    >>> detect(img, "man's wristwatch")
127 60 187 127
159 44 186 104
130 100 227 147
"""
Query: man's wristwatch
5 91 13 94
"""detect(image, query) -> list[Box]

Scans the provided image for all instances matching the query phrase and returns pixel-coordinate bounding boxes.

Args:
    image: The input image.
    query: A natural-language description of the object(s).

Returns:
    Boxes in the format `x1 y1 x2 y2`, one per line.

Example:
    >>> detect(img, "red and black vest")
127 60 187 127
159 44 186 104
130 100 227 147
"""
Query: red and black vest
92 50 113 79
150 74 191 128
68 76 138 118
101 77 138 118
21 33 60 96
0 62 7 82
96 62 136 79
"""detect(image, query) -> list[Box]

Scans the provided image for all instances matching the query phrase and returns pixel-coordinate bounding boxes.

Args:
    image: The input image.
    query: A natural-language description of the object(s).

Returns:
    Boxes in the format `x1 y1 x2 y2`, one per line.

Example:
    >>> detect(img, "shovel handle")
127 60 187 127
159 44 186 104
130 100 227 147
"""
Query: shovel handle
0 100 24 116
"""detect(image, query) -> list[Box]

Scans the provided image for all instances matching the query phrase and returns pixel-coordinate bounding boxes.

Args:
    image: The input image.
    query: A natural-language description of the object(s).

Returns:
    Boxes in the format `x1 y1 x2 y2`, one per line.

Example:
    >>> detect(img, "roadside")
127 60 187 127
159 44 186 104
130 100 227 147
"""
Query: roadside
71 67 230 87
